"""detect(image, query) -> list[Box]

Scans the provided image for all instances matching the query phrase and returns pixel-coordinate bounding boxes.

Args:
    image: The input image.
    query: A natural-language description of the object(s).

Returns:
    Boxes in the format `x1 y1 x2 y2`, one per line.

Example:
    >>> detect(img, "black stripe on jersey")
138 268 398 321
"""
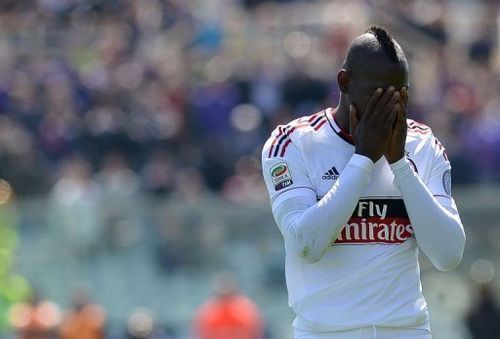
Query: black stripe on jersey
339 133 354 145
408 124 430 132
272 115 325 157
408 121 430 130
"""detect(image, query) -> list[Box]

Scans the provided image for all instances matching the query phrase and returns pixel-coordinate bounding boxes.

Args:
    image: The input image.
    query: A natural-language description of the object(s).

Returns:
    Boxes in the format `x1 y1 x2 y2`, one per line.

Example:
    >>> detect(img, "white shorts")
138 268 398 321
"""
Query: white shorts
293 326 432 339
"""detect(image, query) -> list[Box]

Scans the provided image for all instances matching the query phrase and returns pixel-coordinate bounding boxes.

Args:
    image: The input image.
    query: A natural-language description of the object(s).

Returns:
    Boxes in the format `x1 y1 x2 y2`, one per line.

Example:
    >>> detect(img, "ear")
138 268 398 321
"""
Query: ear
337 69 350 94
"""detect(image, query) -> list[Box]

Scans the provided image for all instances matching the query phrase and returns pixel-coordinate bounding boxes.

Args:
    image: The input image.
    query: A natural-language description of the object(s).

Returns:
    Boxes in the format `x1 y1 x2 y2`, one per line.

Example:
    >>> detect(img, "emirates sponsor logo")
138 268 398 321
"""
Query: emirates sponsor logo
334 217 413 244
333 199 414 244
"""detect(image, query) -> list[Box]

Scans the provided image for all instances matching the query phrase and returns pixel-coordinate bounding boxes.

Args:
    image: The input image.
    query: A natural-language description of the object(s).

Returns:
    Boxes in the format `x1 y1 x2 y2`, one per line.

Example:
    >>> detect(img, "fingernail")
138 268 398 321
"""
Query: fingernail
349 104 354 112
388 86 395 91
376 88 383 94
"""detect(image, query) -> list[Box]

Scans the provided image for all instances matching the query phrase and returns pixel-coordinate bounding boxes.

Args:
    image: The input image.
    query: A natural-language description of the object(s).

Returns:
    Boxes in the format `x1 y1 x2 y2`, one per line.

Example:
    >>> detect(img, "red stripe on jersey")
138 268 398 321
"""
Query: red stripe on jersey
408 120 431 135
332 113 354 144
314 119 327 131
408 125 430 132
407 127 431 135
280 139 292 157
268 126 281 158
408 120 430 130
268 112 324 157
308 110 324 122
279 117 327 157
268 122 300 158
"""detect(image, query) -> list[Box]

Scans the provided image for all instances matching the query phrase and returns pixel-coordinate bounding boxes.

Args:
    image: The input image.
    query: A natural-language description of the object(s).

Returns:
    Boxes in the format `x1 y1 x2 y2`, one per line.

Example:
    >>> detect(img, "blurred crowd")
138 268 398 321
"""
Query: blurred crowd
7 282 500 339
9 272 265 339
0 0 498 202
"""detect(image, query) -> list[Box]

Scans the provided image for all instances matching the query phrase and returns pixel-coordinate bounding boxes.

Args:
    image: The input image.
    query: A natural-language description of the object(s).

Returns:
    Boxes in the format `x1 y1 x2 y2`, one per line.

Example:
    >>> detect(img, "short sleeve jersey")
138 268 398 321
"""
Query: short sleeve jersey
261 108 454 332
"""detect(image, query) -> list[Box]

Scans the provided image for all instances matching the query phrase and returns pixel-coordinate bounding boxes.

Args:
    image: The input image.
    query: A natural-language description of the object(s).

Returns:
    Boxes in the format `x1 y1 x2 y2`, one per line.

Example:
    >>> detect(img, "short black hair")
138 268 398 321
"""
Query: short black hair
343 25 407 71
365 25 399 63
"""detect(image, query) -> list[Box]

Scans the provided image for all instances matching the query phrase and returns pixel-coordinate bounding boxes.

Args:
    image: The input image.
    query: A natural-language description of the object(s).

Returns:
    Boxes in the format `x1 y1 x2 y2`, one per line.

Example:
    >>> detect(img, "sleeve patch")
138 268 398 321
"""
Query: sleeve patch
442 169 451 195
270 162 293 191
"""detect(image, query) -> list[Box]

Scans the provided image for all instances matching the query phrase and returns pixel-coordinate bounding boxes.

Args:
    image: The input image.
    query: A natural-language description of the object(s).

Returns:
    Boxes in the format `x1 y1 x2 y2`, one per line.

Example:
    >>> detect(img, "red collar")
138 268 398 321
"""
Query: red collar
329 108 354 145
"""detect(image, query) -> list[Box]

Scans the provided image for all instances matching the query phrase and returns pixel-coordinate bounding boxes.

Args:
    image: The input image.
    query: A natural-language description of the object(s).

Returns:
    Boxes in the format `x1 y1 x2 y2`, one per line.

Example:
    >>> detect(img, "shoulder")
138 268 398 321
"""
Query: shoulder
406 118 449 161
262 109 329 160
406 119 433 139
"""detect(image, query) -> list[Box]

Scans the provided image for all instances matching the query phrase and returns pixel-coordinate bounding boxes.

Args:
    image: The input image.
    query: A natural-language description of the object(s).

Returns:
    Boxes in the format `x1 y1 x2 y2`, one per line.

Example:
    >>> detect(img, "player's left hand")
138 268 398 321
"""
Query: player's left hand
384 87 408 164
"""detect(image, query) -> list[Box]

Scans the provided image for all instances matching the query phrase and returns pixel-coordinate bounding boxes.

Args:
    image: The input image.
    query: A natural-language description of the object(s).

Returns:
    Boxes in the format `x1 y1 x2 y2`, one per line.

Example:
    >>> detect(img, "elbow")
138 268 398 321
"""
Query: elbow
290 229 328 264
434 234 466 272
298 242 328 264
434 252 464 272
299 246 323 264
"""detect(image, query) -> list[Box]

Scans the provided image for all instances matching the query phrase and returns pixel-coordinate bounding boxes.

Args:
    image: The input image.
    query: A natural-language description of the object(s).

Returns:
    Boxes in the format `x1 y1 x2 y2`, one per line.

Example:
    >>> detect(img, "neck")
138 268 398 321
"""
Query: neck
335 94 350 132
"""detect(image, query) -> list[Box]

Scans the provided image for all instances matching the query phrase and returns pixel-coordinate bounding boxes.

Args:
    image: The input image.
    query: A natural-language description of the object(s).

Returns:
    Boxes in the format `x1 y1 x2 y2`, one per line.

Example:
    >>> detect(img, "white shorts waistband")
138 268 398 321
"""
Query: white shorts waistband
293 326 432 339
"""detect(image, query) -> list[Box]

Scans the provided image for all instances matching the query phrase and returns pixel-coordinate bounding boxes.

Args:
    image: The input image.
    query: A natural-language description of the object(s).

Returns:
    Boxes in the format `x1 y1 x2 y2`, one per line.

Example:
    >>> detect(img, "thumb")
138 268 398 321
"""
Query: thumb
349 104 359 136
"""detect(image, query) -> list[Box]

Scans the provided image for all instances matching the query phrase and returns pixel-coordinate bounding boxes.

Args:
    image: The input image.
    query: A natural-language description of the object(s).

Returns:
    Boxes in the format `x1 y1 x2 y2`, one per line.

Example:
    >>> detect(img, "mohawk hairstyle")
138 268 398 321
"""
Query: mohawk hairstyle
365 25 399 62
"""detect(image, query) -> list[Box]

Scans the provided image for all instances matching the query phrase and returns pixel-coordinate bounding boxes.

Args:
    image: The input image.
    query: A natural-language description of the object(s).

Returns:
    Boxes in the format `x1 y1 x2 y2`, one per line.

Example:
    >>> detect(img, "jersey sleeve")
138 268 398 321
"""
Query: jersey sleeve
261 136 316 209
391 131 465 271
425 135 456 210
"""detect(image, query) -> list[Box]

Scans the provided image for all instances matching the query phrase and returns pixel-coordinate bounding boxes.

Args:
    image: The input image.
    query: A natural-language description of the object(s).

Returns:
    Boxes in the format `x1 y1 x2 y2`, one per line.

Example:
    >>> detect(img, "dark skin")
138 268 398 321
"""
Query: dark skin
335 42 409 164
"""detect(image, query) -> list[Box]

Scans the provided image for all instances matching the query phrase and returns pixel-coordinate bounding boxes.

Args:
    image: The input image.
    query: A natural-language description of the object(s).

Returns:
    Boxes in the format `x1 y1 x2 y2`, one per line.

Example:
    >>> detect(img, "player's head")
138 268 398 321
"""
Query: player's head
337 26 409 115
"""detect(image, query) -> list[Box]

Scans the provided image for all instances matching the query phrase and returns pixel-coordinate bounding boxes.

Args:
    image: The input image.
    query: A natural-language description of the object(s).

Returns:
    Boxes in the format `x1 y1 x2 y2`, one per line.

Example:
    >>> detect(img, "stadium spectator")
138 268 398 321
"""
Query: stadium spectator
59 289 106 339
193 272 263 339
466 284 500 339
8 292 60 339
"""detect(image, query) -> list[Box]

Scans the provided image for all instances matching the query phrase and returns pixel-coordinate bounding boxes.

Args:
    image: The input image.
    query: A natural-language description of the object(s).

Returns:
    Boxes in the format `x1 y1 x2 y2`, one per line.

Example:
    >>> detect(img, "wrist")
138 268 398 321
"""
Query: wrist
349 153 376 176
355 149 380 163
389 157 413 178
386 154 404 164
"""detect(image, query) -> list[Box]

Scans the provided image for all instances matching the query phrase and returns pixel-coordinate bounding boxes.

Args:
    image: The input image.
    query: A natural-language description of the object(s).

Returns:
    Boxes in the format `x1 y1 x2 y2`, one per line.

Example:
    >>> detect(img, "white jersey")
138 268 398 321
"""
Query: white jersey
261 108 455 332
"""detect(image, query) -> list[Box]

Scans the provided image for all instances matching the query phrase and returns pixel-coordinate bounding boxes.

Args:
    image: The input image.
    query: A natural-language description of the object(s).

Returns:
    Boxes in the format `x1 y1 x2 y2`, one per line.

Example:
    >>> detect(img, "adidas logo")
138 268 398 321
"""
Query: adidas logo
322 166 340 180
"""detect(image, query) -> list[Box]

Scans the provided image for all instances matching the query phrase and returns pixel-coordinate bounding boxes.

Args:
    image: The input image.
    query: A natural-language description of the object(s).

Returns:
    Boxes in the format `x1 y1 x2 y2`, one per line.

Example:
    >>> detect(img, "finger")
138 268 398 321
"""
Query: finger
385 91 400 118
349 104 359 136
385 102 398 128
395 103 407 133
377 90 399 124
399 94 408 120
363 87 383 120
372 86 395 119
401 87 409 108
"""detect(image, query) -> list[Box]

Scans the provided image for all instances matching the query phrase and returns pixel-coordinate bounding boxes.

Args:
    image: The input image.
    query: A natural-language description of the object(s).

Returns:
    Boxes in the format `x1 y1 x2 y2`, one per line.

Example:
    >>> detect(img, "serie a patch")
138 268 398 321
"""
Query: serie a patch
270 162 293 191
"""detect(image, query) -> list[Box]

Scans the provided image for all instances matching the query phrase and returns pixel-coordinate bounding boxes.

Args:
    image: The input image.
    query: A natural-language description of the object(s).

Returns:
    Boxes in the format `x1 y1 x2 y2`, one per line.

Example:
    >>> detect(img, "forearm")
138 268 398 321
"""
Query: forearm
274 154 373 263
390 158 466 271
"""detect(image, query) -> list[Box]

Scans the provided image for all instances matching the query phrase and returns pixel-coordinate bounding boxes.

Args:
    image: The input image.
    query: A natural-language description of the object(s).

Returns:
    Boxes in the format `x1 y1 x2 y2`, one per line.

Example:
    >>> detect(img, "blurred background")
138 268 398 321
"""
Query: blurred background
0 0 499 338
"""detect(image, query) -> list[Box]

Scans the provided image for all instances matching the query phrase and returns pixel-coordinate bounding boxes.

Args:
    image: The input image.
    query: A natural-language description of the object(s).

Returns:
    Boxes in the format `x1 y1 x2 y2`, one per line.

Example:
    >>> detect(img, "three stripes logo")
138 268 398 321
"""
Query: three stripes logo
322 166 340 180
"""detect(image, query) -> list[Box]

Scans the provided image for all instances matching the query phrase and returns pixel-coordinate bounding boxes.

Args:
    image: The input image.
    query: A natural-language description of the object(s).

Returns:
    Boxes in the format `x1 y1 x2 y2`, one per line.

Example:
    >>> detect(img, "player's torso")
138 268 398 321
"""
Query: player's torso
270 109 432 330
294 108 434 245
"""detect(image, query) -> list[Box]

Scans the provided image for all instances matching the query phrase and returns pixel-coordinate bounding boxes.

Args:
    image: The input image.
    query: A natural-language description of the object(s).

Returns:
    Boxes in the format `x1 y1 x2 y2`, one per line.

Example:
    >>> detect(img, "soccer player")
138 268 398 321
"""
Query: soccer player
261 26 466 339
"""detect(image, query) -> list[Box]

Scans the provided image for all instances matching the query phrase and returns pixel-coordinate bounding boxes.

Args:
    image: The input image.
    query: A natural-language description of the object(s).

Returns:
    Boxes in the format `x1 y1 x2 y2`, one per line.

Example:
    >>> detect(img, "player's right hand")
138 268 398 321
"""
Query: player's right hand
349 87 400 163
